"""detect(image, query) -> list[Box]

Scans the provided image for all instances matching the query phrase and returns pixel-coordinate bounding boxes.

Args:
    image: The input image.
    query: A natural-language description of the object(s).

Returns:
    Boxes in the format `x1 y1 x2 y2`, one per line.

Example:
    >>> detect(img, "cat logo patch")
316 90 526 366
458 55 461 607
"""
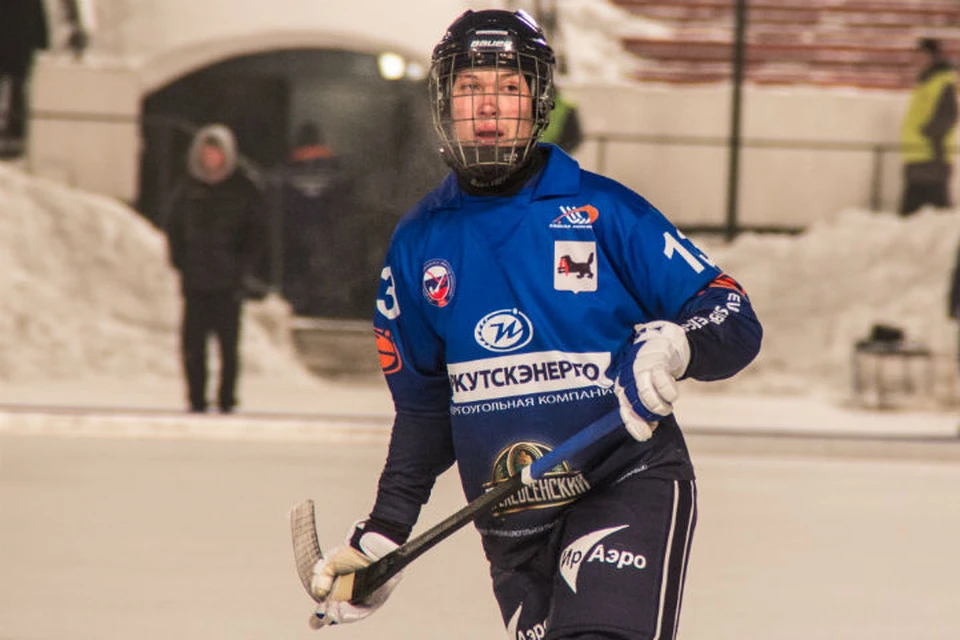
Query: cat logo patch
555 241 597 293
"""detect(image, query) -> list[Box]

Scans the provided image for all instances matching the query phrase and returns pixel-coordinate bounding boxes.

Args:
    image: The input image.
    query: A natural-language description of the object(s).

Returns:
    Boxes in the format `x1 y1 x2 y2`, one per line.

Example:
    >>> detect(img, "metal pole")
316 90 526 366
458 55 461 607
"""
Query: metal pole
869 145 884 211
725 0 748 242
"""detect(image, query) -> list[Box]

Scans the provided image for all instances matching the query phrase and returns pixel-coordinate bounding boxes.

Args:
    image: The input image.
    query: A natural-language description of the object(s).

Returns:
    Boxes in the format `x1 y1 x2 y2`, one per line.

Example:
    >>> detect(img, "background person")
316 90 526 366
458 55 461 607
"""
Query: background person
305 9 762 638
163 124 268 413
900 37 959 216
275 121 349 317
0 0 49 157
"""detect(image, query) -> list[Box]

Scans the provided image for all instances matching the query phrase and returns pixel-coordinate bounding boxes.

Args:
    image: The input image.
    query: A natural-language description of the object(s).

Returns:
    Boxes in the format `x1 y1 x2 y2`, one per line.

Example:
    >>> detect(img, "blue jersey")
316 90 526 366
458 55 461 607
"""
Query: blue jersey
371 145 758 559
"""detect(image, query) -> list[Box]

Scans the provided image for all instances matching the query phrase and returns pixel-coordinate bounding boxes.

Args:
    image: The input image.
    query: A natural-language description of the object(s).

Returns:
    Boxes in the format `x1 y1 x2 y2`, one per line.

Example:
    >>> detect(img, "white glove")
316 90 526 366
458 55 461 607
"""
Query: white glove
309 521 401 629
614 321 691 441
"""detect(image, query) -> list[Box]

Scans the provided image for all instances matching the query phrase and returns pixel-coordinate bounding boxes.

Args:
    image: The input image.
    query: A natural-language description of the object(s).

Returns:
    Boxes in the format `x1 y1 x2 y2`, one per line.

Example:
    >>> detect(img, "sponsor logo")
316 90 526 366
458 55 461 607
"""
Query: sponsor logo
422 259 455 308
447 350 612 403
506 605 548 640
475 308 534 353
554 241 597 293
559 525 646 593
374 327 402 374
550 204 599 229
484 441 591 516
470 30 514 52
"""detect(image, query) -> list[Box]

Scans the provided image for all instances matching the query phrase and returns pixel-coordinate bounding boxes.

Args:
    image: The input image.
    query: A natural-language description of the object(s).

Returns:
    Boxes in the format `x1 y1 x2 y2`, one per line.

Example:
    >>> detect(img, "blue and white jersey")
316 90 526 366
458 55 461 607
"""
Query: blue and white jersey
372 146 735 545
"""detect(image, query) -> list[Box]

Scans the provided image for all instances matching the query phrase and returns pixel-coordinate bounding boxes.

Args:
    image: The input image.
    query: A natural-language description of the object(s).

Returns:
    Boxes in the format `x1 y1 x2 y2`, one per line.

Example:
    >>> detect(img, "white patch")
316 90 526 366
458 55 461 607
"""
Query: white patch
554 241 597 293
558 525 628 593
447 350 612 403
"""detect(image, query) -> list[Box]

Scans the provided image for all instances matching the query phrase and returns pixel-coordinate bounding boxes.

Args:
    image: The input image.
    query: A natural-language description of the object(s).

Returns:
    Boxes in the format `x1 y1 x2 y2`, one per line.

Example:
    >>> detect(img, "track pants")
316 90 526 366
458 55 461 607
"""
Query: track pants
492 475 697 640
181 290 242 412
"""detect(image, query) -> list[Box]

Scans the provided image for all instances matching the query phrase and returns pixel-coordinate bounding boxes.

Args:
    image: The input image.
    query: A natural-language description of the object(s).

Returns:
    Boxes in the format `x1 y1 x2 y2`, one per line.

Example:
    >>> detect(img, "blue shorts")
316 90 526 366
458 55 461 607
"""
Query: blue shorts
490 475 697 640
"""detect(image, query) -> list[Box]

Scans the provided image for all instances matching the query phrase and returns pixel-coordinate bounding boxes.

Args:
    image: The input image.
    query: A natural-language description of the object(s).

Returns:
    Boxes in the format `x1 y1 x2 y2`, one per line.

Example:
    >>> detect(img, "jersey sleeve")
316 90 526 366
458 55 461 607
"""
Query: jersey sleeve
676 275 763 381
607 194 721 320
368 231 456 533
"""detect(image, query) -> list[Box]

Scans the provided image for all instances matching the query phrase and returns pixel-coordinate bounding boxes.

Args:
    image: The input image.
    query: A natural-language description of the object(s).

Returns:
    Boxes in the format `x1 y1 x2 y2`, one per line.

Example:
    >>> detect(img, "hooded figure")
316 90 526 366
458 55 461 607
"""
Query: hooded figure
163 124 268 413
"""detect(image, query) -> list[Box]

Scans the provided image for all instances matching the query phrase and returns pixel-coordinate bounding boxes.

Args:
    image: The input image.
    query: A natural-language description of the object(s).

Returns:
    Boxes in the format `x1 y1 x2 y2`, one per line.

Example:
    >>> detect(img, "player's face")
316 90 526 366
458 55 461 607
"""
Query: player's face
449 69 534 146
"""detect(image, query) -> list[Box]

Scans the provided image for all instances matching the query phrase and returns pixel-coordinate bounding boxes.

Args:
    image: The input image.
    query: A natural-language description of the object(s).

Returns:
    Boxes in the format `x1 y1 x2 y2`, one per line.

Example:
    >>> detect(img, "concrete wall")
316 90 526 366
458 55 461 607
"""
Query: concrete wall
566 83 915 227
25 0 923 226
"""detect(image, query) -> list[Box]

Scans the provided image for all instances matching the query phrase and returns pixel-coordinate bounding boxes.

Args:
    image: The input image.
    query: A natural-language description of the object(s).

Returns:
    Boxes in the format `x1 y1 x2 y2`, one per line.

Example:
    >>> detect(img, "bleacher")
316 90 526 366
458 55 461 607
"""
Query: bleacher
611 0 960 90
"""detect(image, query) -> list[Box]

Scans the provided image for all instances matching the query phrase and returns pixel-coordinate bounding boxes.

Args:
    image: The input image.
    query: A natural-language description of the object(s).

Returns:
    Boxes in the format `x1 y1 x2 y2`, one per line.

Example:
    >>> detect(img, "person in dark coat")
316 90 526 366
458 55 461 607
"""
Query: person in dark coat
276 121 349 316
0 0 49 154
900 37 959 216
164 124 268 413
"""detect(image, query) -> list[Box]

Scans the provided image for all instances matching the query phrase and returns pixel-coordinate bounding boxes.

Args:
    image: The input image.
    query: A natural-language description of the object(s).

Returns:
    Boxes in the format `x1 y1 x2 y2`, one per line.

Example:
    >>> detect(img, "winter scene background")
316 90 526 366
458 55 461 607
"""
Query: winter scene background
2 1 960 640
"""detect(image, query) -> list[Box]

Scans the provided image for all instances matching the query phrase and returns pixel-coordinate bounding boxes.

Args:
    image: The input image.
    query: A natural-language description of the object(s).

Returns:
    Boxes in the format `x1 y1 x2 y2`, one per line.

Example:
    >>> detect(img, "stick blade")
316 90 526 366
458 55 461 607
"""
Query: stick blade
290 499 324 603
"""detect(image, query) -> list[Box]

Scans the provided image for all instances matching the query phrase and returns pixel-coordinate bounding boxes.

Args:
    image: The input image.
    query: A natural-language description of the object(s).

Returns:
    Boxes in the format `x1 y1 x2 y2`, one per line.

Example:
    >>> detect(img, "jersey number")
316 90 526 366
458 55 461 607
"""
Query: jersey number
662 231 714 274
377 266 401 320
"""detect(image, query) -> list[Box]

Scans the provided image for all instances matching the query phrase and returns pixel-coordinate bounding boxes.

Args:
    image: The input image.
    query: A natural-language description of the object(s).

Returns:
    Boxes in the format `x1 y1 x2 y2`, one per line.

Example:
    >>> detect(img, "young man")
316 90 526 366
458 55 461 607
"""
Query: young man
163 124 267 413
308 10 762 639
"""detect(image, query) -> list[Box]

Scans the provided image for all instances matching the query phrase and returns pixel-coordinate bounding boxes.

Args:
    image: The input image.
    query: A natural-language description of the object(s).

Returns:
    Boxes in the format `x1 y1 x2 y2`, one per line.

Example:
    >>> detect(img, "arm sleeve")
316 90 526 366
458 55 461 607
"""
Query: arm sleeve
163 186 185 272
923 81 958 159
241 182 269 277
675 275 763 382
365 235 456 536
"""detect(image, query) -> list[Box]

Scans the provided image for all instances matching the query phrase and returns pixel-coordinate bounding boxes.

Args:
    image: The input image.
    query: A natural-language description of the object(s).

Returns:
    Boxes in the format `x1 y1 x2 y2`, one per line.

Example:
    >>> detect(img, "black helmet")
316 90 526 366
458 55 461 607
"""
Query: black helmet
429 9 556 185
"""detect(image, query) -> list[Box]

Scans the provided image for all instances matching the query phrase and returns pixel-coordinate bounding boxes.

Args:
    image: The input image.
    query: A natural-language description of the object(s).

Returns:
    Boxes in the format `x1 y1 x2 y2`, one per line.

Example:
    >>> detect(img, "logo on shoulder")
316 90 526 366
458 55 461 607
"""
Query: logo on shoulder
422 259 455 308
475 308 534 353
374 327 402 375
550 204 600 229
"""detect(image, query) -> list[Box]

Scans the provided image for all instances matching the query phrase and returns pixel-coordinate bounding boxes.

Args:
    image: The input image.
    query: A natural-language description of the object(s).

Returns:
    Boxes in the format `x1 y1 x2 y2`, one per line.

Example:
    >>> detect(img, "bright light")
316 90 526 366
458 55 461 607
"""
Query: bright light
378 52 406 80
405 62 427 81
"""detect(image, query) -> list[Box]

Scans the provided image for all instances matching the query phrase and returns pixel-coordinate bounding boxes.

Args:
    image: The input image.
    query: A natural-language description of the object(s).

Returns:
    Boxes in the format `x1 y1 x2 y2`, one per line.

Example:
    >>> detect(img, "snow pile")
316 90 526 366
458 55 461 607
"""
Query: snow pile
696 208 960 399
0 162 314 384
557 0 672 84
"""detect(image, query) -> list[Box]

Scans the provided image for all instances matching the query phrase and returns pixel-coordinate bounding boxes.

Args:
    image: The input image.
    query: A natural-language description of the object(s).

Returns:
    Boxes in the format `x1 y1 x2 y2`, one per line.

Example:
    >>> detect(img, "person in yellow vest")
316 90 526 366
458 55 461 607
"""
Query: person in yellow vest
900 37 958 216
540 91 583 154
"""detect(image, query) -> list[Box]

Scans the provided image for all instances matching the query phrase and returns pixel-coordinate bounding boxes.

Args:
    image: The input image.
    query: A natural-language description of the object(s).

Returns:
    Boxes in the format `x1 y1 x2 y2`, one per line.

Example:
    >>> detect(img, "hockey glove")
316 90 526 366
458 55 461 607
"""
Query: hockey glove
614 321 691 441
309 520 401 628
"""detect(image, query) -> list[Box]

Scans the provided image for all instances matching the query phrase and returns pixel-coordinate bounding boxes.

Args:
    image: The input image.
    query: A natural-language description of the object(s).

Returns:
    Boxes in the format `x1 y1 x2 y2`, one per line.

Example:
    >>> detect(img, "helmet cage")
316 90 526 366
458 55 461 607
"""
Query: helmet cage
430 11 555 184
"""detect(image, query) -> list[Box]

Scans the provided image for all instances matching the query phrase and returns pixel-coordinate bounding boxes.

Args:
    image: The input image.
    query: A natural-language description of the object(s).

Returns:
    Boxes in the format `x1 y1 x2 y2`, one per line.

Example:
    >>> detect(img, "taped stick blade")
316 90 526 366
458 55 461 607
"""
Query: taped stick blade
290 499 324 603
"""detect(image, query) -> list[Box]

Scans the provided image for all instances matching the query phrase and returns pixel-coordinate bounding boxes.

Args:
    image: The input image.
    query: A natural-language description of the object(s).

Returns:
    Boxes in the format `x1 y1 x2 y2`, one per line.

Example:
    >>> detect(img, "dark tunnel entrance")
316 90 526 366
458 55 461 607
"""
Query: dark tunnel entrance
138 48 446 319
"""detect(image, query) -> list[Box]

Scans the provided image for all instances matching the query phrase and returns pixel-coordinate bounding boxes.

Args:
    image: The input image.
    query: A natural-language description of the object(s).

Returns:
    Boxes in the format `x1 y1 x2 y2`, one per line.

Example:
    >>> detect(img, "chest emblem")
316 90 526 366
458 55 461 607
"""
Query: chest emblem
422 259 456 307
474 308 534 353
550 204 600 229
555 241 597 293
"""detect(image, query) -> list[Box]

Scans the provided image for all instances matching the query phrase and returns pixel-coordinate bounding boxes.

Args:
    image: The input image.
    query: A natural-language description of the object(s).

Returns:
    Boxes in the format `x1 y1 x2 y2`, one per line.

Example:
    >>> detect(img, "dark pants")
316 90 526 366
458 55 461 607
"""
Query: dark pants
900 181 951 216
181 290 242 412
491 476 697 640
0 72 27 139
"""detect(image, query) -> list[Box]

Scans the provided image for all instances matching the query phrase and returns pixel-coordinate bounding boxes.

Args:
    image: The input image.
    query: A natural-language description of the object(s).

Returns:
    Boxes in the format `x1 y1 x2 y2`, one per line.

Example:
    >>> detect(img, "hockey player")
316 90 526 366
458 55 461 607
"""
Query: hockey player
308 9 762 639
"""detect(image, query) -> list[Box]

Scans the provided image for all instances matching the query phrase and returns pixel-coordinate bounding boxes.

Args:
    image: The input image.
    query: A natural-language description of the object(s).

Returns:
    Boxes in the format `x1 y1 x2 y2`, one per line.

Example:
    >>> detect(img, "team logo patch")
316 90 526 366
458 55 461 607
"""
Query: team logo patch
555 241 597 293
374 327 402 374
484 441 591 516
550 204 599 229
475 308 534 353
422 259 455 307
